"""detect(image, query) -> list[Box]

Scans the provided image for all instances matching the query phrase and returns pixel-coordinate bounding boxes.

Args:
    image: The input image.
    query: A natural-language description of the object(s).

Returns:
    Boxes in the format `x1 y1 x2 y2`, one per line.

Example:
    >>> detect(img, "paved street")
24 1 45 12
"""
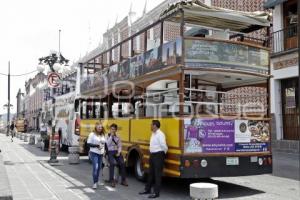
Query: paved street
0 133 299 200
272 150 300 181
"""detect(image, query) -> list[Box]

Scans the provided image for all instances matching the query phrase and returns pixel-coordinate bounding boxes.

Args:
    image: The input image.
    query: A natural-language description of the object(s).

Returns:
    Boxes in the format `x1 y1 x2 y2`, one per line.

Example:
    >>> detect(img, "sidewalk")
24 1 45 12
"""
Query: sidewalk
272 150 300 180
0 134 151 200
0 134 106 200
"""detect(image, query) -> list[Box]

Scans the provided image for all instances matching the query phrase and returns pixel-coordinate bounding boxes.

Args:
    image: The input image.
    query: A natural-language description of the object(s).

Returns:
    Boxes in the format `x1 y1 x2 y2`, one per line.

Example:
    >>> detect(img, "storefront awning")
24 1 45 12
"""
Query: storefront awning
160 0 271 33
264 0 288 9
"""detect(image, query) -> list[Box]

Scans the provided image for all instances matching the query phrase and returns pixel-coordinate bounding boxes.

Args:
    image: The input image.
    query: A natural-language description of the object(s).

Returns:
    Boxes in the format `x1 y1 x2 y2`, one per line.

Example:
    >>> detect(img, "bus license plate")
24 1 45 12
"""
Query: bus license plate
226 157 239 165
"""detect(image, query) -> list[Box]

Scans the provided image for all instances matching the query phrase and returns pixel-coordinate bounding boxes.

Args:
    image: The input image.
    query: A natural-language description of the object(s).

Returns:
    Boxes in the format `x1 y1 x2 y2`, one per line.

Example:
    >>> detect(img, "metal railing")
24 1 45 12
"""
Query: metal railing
271 24 298 54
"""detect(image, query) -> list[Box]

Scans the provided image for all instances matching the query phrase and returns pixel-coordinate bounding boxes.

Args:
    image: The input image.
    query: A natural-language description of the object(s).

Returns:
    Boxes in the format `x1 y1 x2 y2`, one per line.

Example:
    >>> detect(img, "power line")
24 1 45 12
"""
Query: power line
11 70 38 77
0 70 38 77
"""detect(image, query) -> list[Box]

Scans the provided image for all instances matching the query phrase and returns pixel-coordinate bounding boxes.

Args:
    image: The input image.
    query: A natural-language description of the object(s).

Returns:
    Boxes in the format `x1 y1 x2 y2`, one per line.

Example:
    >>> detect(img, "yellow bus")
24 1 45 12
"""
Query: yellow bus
15 118 26 133
77 0 272 180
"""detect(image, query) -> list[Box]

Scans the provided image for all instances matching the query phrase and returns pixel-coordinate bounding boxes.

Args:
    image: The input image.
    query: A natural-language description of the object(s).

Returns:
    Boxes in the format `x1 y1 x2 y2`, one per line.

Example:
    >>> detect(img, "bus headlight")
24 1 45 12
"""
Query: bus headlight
184 160 191 168
201 159 208 167
258 158 263 166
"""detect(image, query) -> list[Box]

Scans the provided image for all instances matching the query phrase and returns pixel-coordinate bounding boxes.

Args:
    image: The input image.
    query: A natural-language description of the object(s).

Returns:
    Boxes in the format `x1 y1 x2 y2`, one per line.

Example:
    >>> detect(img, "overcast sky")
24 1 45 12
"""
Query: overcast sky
0 0 164 115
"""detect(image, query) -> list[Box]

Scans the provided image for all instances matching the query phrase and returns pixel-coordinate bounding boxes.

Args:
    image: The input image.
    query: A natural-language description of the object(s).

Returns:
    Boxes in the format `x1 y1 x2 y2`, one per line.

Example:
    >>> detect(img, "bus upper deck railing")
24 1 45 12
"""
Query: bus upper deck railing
80 37 270 94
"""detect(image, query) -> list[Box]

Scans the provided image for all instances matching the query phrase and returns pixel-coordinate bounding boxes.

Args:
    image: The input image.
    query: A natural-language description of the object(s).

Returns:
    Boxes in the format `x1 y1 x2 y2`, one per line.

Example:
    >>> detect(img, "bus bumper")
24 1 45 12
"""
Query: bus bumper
179 155 272 178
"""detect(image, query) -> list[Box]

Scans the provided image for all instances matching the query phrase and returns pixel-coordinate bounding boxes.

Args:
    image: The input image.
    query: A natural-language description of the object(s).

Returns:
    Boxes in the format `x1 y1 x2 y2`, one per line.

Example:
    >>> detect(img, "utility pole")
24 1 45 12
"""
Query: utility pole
59 29 61 54
37 36 69 163
7 62 10 136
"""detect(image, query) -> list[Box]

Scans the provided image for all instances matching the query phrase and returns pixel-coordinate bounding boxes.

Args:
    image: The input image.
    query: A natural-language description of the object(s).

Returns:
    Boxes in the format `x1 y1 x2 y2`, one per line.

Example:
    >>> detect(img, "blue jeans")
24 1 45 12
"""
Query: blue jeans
90 152 103 184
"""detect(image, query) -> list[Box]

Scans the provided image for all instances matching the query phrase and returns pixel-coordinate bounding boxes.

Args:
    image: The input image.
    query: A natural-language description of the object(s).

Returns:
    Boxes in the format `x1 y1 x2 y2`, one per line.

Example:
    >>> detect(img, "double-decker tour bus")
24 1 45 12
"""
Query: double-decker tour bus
78 0 272 179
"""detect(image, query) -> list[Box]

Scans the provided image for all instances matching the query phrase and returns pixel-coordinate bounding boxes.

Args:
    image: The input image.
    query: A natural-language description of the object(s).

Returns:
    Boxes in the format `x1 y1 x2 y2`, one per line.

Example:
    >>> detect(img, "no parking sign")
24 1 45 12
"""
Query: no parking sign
47 72 61 88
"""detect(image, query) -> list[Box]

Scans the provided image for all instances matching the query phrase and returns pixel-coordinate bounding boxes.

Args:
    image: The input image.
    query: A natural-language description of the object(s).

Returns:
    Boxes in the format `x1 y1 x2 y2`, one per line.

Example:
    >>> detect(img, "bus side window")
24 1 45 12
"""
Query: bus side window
75 100 79 112
95 102 101 119
87 100 93 119
135 101 145 117
82 101 87 119
70 110 74 120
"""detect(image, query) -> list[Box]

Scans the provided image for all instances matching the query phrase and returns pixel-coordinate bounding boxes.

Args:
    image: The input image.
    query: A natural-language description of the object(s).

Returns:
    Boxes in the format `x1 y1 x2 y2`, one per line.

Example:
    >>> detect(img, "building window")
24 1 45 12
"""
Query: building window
283 0 298 50
281 78 300 140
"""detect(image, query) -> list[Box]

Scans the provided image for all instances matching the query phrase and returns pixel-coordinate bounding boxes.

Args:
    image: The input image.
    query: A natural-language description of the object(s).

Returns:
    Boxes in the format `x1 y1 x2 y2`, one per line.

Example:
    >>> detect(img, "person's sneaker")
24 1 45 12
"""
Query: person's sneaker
92 183 97 189
98 181 104 186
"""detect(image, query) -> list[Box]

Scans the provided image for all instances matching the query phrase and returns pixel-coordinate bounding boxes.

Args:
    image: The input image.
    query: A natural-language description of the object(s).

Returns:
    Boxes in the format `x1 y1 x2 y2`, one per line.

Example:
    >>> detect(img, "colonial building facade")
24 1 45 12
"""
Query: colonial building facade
265 0 299 153
24 72 47 131
82 0 265 64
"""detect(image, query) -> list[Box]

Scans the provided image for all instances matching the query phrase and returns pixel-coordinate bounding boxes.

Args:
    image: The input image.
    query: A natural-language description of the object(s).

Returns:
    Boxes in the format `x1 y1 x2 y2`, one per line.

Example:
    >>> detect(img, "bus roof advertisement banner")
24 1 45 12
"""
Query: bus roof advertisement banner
184 118 270 153
144 46 163 74
162 41 176 66
129 54 144 79
162 38 182 68
184 39 269 74
108 64 119 83
118 60 130 81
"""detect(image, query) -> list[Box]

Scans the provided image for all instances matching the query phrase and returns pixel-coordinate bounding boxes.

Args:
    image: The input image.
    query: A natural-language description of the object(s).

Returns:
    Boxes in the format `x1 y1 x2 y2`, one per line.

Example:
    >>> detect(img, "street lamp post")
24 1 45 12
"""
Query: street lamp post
3 103 13 137
37 51 69 164
3 61 13 137
8 62 10 136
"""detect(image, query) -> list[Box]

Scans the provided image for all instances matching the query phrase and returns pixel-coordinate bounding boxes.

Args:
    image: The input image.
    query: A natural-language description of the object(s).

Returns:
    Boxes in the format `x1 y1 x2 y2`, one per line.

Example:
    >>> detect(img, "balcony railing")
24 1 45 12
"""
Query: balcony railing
271 24 298 54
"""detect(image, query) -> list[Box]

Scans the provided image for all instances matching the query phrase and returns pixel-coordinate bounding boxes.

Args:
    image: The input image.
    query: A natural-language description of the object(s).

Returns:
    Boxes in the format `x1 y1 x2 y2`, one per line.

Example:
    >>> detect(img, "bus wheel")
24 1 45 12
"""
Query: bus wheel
135 155 146 181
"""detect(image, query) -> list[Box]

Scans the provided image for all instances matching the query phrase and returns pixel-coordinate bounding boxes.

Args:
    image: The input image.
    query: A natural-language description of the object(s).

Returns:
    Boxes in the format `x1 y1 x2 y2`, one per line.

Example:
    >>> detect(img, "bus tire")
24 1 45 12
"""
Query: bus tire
134 155 146 181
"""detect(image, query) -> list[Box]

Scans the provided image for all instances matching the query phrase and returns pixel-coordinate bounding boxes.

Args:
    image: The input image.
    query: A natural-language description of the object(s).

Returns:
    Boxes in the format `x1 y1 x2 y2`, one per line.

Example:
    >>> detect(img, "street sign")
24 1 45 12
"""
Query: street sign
47 72 61 88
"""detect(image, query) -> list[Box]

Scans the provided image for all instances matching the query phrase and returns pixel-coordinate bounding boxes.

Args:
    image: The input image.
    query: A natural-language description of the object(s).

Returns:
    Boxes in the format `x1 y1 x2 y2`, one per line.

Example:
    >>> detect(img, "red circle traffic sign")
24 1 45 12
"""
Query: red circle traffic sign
48 72 61 88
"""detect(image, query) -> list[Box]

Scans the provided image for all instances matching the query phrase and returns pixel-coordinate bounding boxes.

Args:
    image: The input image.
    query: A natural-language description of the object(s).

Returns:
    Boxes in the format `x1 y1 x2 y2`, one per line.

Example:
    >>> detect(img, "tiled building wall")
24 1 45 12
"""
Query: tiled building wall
113 31 119 62
221 87 268 115
212 0 267 39
164 22 181 42
140 32 145 52
121 26 129 58
154 23 161 41
212 0 264 11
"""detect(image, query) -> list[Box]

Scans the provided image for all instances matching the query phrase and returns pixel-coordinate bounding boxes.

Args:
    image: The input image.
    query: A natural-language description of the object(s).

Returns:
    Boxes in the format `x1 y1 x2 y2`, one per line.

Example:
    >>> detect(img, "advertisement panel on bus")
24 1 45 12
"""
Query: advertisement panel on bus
184 118 270 153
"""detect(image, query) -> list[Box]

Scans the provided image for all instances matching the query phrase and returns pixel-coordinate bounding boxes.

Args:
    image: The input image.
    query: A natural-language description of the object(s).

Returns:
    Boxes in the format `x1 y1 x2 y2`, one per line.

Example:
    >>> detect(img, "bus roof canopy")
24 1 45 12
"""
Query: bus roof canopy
161 0 271 33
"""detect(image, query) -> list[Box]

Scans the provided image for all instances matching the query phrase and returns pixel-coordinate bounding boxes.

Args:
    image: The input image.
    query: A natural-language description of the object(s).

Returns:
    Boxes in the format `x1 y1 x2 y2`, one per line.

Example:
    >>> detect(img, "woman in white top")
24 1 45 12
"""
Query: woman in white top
87 122 106 189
